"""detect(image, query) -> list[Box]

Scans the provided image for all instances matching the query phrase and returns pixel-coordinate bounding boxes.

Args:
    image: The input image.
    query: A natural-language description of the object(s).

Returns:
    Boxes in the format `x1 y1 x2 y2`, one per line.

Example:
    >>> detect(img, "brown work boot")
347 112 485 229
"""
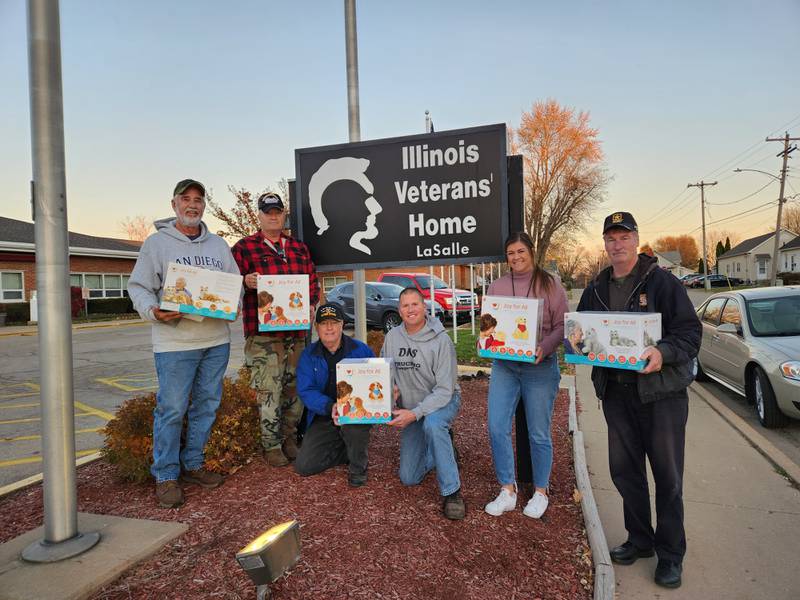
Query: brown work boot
282 436 299 461
264 447 289 467
180 468 224 489
443 489 466 520
155 480 184 508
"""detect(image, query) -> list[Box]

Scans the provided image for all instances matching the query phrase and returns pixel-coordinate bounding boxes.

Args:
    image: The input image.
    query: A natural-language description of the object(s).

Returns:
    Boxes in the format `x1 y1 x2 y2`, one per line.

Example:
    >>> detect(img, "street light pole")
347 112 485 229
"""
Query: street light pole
344 0 367 342
23 0 100 562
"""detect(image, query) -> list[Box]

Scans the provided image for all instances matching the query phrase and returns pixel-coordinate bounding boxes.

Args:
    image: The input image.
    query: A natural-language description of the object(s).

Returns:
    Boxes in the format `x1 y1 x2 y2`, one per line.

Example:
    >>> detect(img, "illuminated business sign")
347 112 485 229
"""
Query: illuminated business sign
293 123 508 270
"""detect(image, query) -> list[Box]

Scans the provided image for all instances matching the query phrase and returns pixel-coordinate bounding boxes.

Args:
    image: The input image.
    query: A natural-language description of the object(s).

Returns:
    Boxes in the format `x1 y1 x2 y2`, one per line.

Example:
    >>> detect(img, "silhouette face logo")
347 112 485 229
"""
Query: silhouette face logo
308 157 382 255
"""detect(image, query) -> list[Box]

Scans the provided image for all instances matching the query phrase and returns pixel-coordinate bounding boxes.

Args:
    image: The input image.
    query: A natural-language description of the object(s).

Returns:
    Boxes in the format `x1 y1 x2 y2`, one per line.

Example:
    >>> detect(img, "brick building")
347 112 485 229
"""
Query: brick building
0 216 140 303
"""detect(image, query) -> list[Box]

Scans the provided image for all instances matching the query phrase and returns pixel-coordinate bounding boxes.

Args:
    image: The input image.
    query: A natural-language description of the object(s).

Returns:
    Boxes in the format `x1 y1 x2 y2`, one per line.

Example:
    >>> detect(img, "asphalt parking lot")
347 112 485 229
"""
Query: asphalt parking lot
0 320 246 488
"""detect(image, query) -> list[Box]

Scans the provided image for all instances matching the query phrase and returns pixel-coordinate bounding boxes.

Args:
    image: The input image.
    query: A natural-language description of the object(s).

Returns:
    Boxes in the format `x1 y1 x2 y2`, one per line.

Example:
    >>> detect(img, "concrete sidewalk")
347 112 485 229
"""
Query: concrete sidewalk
576 364 800 599
0 317 147 337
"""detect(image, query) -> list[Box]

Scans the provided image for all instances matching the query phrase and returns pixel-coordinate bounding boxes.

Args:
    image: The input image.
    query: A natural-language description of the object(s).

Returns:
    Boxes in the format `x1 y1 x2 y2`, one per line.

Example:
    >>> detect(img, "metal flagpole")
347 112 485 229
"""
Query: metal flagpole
426 112 434 319
469 263 475 335
344 0 367 341
23 0 100 562
450 264 457 343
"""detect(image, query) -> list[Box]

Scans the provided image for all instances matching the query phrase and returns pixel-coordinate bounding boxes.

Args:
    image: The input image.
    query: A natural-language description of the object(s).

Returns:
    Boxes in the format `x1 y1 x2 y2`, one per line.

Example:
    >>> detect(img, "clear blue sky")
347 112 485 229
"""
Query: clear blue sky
1 0 798 248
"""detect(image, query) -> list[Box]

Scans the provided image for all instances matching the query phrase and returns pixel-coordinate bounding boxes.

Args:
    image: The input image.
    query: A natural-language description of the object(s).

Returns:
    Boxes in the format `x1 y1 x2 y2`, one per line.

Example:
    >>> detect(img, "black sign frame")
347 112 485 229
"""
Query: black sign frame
293 123 508 272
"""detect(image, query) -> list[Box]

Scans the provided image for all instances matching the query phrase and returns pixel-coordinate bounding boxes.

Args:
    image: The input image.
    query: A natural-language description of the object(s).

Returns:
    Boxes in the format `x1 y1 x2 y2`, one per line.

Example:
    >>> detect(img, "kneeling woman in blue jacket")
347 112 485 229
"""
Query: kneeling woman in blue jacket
294 303 374 487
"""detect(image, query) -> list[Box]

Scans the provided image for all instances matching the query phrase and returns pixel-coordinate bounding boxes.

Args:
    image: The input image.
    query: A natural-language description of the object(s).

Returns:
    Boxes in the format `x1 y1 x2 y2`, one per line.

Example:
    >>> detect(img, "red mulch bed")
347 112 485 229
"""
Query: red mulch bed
0 378 592 599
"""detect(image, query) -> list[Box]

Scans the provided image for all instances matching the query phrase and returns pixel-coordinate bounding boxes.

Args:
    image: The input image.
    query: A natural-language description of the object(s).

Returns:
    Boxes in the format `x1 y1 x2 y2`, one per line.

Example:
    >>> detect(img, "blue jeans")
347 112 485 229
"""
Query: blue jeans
151 343 230 482
487 355 560 489
398 391 461 496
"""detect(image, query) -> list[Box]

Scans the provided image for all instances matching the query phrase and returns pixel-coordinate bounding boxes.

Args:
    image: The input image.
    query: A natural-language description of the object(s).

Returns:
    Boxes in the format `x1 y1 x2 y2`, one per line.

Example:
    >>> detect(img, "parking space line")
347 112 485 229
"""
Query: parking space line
1 427 102 443
95 373 158 392
0 402 39 410
0 449 98 468
74 401 115 422
0 411 93 425
0 382 40 399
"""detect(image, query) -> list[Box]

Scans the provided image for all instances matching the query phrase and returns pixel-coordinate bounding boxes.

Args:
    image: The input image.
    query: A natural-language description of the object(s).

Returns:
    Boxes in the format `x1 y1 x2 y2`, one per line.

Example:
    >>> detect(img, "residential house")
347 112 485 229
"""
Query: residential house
653 250 694 277
716 229 797 284
0 216 140 303
780 235 800 273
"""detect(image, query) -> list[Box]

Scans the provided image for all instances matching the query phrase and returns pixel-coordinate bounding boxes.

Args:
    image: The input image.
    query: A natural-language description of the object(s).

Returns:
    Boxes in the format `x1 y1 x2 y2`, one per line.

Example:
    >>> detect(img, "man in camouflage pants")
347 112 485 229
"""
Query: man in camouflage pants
233 192 320 466
244 335 304 458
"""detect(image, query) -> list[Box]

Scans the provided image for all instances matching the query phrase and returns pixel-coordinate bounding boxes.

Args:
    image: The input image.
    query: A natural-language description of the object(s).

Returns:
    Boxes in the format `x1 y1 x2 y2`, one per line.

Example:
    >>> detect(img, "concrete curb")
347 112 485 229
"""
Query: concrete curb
562 375 616 600
690 382 800 486
0 453 103 499
0 318 147 338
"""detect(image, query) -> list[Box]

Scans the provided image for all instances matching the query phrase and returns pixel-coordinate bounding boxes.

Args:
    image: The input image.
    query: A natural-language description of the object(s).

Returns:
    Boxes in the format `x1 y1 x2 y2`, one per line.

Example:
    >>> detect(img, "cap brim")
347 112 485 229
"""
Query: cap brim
603 224 636 234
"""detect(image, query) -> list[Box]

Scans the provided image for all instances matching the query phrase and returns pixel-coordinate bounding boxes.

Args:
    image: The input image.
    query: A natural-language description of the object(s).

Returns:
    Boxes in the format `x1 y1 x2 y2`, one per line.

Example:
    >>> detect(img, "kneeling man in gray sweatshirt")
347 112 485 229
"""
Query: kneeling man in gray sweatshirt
382 287 465 519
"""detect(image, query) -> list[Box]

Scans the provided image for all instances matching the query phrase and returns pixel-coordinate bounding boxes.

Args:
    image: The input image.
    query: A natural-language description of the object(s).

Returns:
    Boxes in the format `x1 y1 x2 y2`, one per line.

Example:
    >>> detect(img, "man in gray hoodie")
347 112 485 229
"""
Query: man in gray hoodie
382 287 465 520
128 179 241 508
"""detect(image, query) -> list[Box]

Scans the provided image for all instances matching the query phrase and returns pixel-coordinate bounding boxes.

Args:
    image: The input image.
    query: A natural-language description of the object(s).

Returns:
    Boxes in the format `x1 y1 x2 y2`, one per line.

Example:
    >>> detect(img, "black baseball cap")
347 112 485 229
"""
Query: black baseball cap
315 303 344 323
173 179 206 197
258 192 285 212
602 211 638 234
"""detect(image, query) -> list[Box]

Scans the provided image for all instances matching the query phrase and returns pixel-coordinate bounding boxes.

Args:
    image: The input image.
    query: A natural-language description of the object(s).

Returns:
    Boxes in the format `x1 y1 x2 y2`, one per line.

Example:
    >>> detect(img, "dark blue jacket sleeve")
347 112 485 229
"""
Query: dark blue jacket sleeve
296 348 333 417
654 275 702 365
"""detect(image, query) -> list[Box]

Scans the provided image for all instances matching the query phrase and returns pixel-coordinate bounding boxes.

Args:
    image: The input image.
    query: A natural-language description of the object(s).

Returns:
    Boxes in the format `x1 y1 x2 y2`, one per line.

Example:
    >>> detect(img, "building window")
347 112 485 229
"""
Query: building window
792 255 797 271
726 264 730 274
758 257 767 275
70 273 129 298
322 276 348 294
736 262 741 273
1 271 24 302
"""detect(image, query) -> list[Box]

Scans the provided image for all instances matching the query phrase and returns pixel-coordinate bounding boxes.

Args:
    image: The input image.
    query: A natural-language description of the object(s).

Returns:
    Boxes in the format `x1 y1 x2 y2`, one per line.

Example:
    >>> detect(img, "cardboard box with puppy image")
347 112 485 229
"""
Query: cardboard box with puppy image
160 262 242 321
256 274 310 332
563 311 661 370
335 358 393 424
477 295 543 363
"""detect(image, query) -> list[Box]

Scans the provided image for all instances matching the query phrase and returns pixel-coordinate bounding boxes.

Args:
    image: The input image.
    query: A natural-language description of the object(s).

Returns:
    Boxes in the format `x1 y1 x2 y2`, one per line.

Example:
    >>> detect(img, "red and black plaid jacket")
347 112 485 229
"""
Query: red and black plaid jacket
231 232 320 339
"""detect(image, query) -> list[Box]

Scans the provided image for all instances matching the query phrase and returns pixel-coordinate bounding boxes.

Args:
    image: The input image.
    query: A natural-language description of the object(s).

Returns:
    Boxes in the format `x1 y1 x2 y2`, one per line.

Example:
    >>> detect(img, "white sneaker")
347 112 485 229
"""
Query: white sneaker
484 487 517 516
523 491 549 518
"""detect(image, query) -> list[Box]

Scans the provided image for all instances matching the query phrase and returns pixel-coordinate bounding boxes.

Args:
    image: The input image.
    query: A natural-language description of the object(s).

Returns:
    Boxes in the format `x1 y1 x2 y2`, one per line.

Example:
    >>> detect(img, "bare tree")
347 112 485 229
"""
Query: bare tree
546 235 584 284
782 204 800 234
206 181 289 241
119 216 152 241
511 99 608 266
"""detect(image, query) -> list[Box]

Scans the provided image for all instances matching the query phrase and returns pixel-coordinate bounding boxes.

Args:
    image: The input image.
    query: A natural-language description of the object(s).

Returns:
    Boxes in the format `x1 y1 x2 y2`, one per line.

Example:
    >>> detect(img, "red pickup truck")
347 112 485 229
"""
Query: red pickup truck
377 272 479 320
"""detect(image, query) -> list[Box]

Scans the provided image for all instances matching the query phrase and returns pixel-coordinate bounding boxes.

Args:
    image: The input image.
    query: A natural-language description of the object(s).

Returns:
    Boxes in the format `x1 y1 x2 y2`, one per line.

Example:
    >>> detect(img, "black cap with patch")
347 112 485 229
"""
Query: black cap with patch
315 303 344 323
602 211 638 234
173 179 206 197
258 192 285 212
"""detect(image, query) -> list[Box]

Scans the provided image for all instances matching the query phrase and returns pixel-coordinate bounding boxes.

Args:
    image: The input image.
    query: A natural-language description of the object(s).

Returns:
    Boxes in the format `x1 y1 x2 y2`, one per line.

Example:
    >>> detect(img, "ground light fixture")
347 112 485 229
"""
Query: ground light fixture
236 520 301 599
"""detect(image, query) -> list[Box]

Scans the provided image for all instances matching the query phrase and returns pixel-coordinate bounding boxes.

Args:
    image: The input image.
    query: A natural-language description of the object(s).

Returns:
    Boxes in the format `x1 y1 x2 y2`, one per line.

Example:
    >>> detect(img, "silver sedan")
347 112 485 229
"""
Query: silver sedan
695 286 800 428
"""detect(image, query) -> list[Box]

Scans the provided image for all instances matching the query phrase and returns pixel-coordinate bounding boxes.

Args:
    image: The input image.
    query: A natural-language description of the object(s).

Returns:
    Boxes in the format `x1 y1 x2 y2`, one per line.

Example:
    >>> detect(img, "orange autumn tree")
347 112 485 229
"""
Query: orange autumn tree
511 99 608 266
654 235 700 268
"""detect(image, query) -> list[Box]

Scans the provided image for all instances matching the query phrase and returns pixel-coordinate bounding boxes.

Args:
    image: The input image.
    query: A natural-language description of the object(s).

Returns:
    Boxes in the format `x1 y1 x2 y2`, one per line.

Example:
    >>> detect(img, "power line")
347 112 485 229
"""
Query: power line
639 112 800 227
687 200 778 233
706 180 776 206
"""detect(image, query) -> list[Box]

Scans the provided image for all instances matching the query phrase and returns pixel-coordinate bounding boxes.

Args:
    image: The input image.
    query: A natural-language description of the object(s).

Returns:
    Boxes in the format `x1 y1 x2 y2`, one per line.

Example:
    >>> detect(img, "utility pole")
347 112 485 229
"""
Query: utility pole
687 180 717 291
344 0 367 341
765 132 799 286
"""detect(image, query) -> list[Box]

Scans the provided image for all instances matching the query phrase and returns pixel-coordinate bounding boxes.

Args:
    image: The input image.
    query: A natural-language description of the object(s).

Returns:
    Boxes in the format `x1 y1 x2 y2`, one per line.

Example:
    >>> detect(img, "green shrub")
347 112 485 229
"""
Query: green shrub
102 368 260 482
779 272 800 285
87 297 134 314
0 303 31 324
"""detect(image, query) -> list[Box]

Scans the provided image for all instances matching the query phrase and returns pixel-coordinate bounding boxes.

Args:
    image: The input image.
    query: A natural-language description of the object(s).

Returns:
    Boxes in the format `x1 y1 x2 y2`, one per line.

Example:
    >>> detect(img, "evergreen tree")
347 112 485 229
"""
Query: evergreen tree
724 236 731 252
715 240 725 259
698 258 705 274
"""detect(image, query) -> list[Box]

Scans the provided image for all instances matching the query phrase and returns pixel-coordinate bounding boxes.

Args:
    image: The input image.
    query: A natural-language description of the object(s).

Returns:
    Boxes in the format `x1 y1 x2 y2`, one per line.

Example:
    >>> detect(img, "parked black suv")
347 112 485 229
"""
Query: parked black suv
326 281 445 332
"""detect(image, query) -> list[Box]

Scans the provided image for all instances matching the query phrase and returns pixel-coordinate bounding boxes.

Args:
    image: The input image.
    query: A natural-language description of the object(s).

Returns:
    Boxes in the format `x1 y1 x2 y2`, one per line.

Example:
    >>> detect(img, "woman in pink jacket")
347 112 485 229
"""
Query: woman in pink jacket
484 232 568 519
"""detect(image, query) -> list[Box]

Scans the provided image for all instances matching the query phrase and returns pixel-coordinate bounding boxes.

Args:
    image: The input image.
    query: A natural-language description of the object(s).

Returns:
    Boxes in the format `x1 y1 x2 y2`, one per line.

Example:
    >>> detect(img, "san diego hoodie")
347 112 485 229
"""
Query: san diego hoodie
127 217 241 353
381 315 460 420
